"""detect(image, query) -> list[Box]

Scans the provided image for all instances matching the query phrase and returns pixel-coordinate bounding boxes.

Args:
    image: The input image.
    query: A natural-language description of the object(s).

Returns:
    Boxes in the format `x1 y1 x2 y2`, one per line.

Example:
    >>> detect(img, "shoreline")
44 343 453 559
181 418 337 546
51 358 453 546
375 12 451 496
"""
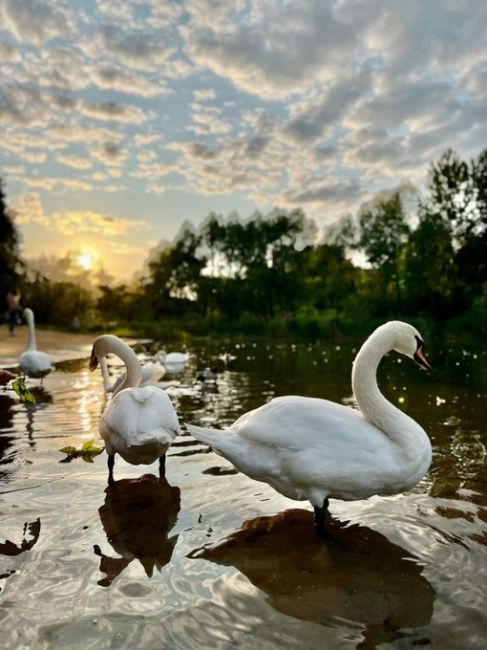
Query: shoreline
0 326 111 367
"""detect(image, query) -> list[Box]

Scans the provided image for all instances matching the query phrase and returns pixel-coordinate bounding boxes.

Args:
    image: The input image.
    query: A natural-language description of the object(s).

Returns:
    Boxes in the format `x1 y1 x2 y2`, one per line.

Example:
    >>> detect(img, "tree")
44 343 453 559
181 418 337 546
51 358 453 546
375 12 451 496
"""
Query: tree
426 148 476 241
403 212 459 318
457 149 487 300
302 243 357 311
357 191 410 309
0 178 21 296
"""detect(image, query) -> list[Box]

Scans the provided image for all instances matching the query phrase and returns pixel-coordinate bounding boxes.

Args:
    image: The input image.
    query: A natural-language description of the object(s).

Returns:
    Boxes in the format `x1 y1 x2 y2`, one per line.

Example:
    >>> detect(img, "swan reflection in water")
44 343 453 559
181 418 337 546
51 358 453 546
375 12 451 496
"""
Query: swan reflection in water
94 474 180 587
190 510 435 649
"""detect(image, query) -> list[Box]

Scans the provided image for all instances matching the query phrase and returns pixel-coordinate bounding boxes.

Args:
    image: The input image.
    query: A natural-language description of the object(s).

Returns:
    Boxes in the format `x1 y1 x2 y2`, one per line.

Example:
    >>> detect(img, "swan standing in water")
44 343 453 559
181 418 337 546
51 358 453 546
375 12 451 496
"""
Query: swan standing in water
18 308 52 379
187 321 432 536
89 335 180 480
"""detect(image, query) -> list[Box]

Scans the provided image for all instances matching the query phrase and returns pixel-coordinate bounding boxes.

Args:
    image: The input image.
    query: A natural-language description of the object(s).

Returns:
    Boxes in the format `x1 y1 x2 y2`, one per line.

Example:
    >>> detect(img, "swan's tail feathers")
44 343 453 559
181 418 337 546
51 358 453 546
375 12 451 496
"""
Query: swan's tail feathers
186 423 234 449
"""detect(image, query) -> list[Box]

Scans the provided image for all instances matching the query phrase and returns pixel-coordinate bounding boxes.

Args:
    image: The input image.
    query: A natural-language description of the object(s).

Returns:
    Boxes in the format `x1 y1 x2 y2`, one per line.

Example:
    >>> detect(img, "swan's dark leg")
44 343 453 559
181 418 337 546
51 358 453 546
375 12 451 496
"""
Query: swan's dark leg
107 454 115 483
159 454 166 478
313 498 330 537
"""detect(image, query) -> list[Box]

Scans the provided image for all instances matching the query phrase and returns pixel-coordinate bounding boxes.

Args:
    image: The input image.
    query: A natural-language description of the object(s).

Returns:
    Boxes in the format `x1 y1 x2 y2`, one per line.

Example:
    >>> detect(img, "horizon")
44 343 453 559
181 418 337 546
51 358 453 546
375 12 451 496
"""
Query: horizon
1 0 485 280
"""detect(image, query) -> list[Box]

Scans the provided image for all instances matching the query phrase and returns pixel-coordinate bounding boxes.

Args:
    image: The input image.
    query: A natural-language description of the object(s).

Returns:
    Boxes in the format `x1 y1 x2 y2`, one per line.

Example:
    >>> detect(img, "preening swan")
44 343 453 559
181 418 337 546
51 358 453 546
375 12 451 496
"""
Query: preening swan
99 357 166 395
18 308 52 379
89 335 180 480
187 321 432 536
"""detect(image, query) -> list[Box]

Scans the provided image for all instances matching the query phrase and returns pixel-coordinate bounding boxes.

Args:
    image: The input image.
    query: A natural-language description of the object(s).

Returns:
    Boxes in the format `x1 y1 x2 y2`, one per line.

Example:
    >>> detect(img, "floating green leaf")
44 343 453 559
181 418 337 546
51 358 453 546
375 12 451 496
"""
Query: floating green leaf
59 439 104 463
11 377 36 404
59 446 77 455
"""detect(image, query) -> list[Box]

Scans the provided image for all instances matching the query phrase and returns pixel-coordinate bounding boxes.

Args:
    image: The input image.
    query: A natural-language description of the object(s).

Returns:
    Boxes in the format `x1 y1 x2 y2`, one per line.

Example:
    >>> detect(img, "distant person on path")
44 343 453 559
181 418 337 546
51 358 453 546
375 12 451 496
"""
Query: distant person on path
6 288 21 336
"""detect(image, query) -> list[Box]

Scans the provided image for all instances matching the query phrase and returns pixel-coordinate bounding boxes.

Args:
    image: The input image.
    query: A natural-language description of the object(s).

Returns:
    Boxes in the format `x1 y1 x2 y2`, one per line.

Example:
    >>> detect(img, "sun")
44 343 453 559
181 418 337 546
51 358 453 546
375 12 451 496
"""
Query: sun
76 249 97 271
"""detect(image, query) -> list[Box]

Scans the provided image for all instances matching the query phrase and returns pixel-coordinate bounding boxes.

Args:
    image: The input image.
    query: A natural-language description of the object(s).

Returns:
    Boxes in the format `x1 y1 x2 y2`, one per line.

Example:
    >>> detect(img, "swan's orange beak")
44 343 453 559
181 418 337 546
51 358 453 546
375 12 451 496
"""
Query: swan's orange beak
414 343 431 372
89 349 98 371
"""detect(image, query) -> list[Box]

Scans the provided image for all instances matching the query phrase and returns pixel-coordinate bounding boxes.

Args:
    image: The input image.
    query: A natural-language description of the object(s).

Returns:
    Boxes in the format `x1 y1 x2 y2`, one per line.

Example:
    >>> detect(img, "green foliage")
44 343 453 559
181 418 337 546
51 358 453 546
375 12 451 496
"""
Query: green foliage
0 178 21 296
2 146 486 339
60 439 104 463
11 377 36 404
21 273 93 327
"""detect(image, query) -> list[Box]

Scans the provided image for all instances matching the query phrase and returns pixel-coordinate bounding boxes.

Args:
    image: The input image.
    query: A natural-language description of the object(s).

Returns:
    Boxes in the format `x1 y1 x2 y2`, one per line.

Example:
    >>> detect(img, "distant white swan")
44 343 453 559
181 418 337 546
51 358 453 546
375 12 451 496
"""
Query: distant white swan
99 356 166 395
18 308 52 379
154 350 190 373
187 321 432 536
90 335 180 480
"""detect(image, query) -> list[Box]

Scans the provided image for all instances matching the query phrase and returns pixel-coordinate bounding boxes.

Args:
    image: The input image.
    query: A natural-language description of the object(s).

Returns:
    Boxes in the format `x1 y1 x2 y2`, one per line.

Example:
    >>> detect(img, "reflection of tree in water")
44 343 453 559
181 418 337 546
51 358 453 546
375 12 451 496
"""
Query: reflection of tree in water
190 510 435 649
0 519 41 556
94 474 180 587
0 394 16 478
22 386 53 449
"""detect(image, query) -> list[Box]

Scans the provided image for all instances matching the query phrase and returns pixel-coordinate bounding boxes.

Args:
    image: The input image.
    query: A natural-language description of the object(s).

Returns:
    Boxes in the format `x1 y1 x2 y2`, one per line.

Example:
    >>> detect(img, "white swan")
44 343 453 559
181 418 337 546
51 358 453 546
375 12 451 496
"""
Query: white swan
187 321 432 536
154 350 189 372
18 308 52 379
99 356 166 395
89 335 180 480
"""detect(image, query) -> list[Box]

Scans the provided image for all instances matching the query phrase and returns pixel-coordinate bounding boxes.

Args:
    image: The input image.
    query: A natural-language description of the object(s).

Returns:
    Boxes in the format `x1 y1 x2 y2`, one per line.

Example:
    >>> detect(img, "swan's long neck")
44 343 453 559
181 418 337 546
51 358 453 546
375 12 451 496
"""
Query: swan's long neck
104 339 142 390
351 331 427 461
25 312 37 351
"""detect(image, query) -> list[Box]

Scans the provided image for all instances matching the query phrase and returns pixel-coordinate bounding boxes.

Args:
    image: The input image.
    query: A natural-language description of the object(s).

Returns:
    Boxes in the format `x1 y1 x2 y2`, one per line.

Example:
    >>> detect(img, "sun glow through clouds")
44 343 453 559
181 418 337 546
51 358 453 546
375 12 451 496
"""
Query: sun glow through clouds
76 249 97 271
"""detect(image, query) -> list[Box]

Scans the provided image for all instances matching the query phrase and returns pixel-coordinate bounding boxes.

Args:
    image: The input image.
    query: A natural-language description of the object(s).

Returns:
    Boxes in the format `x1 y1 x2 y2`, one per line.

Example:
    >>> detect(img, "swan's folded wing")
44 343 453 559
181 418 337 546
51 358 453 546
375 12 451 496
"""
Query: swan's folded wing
102 386 180 445
233 395 379 451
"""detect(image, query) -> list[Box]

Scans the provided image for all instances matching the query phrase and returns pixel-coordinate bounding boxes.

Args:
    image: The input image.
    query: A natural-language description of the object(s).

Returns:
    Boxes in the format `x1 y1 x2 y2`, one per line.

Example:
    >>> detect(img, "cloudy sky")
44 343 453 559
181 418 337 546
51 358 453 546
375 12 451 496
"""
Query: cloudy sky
1 0 486 280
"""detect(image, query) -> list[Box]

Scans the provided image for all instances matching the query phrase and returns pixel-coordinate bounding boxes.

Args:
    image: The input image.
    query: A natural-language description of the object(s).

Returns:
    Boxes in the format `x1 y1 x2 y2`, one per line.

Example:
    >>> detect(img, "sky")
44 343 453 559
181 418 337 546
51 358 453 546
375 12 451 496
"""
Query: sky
1 0 486 281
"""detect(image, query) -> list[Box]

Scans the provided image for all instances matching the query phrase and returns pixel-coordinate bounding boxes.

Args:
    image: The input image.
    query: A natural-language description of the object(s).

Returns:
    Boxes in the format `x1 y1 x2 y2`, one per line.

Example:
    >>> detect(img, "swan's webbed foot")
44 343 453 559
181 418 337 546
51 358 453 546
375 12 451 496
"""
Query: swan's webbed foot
313 498 330 538
159 454 166 478
107 454 115 484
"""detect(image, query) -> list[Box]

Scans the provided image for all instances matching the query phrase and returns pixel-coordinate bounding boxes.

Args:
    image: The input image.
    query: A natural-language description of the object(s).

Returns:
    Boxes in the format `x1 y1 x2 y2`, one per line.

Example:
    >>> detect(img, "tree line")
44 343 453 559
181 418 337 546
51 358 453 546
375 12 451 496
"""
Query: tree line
1 147 486 338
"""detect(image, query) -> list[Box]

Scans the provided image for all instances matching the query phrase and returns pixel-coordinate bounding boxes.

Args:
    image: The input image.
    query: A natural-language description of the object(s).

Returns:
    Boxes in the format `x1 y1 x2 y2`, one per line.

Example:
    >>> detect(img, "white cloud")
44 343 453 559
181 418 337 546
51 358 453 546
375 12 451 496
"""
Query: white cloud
91 141 127 167
0 0 72 45
80 100 148 123
91 66 170 98
182 1 359 99
57 154 92 170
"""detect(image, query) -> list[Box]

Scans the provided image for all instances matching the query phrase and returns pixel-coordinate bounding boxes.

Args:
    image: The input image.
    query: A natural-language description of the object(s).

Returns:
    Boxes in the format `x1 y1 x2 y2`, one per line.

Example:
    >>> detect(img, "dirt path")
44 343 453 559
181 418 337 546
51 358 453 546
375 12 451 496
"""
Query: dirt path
0 326 98 367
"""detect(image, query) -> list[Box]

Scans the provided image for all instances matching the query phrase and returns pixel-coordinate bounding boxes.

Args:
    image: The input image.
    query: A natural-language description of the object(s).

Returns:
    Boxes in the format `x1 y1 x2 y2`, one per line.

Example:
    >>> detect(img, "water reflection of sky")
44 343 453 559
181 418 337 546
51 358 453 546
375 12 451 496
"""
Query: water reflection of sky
0 337 486 649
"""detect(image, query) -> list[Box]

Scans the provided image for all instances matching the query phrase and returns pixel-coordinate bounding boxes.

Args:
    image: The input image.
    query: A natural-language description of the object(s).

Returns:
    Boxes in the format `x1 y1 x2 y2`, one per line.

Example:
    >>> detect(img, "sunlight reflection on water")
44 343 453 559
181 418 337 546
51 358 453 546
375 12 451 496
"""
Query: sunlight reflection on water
0 337 486 649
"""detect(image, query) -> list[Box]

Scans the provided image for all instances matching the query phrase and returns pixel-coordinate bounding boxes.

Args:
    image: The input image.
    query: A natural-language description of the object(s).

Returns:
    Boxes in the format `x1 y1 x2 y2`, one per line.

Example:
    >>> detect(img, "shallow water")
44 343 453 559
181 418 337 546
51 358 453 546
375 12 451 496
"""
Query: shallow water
0 336 486 649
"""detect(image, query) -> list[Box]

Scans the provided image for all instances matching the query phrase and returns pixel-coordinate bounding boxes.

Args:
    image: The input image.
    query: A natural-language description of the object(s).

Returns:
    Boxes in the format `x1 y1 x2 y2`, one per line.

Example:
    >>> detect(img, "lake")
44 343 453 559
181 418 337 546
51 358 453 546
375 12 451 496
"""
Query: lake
1 333 486 649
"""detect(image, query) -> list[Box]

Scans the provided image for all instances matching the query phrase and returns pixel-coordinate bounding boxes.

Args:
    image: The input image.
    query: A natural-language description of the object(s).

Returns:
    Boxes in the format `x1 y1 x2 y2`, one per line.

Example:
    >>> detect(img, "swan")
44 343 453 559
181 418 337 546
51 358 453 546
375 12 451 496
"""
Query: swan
154 350 189 372
187 321 432 536
18 308 52 379
99 356 166 395
89 335 180 480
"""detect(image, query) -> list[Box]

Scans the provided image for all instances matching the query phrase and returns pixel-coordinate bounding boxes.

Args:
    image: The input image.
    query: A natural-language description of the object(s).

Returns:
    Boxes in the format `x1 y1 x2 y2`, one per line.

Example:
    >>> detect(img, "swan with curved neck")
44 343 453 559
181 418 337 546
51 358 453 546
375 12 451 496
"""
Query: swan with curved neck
90 335 180 480
99 356 166 395
187 321 432 536
18 308 52 379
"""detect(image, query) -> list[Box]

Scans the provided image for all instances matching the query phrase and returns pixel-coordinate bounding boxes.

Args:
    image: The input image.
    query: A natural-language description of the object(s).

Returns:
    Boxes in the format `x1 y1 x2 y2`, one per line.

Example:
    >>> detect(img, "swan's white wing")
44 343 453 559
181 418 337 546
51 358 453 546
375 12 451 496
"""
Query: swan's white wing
165 352 188 364
233 396 381 450
100 386 180 463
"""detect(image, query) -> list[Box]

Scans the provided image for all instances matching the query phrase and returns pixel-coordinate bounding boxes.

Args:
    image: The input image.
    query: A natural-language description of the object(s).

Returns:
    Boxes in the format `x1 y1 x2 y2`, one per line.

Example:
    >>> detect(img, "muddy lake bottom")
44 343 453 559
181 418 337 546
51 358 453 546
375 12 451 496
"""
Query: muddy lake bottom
1 334 486 649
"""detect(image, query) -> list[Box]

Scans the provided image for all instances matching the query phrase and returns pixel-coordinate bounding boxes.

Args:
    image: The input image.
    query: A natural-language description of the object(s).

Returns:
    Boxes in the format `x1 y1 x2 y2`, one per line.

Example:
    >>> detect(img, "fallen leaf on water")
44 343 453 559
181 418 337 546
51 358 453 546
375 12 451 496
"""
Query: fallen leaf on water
59 439 104 463
11 377 36 404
